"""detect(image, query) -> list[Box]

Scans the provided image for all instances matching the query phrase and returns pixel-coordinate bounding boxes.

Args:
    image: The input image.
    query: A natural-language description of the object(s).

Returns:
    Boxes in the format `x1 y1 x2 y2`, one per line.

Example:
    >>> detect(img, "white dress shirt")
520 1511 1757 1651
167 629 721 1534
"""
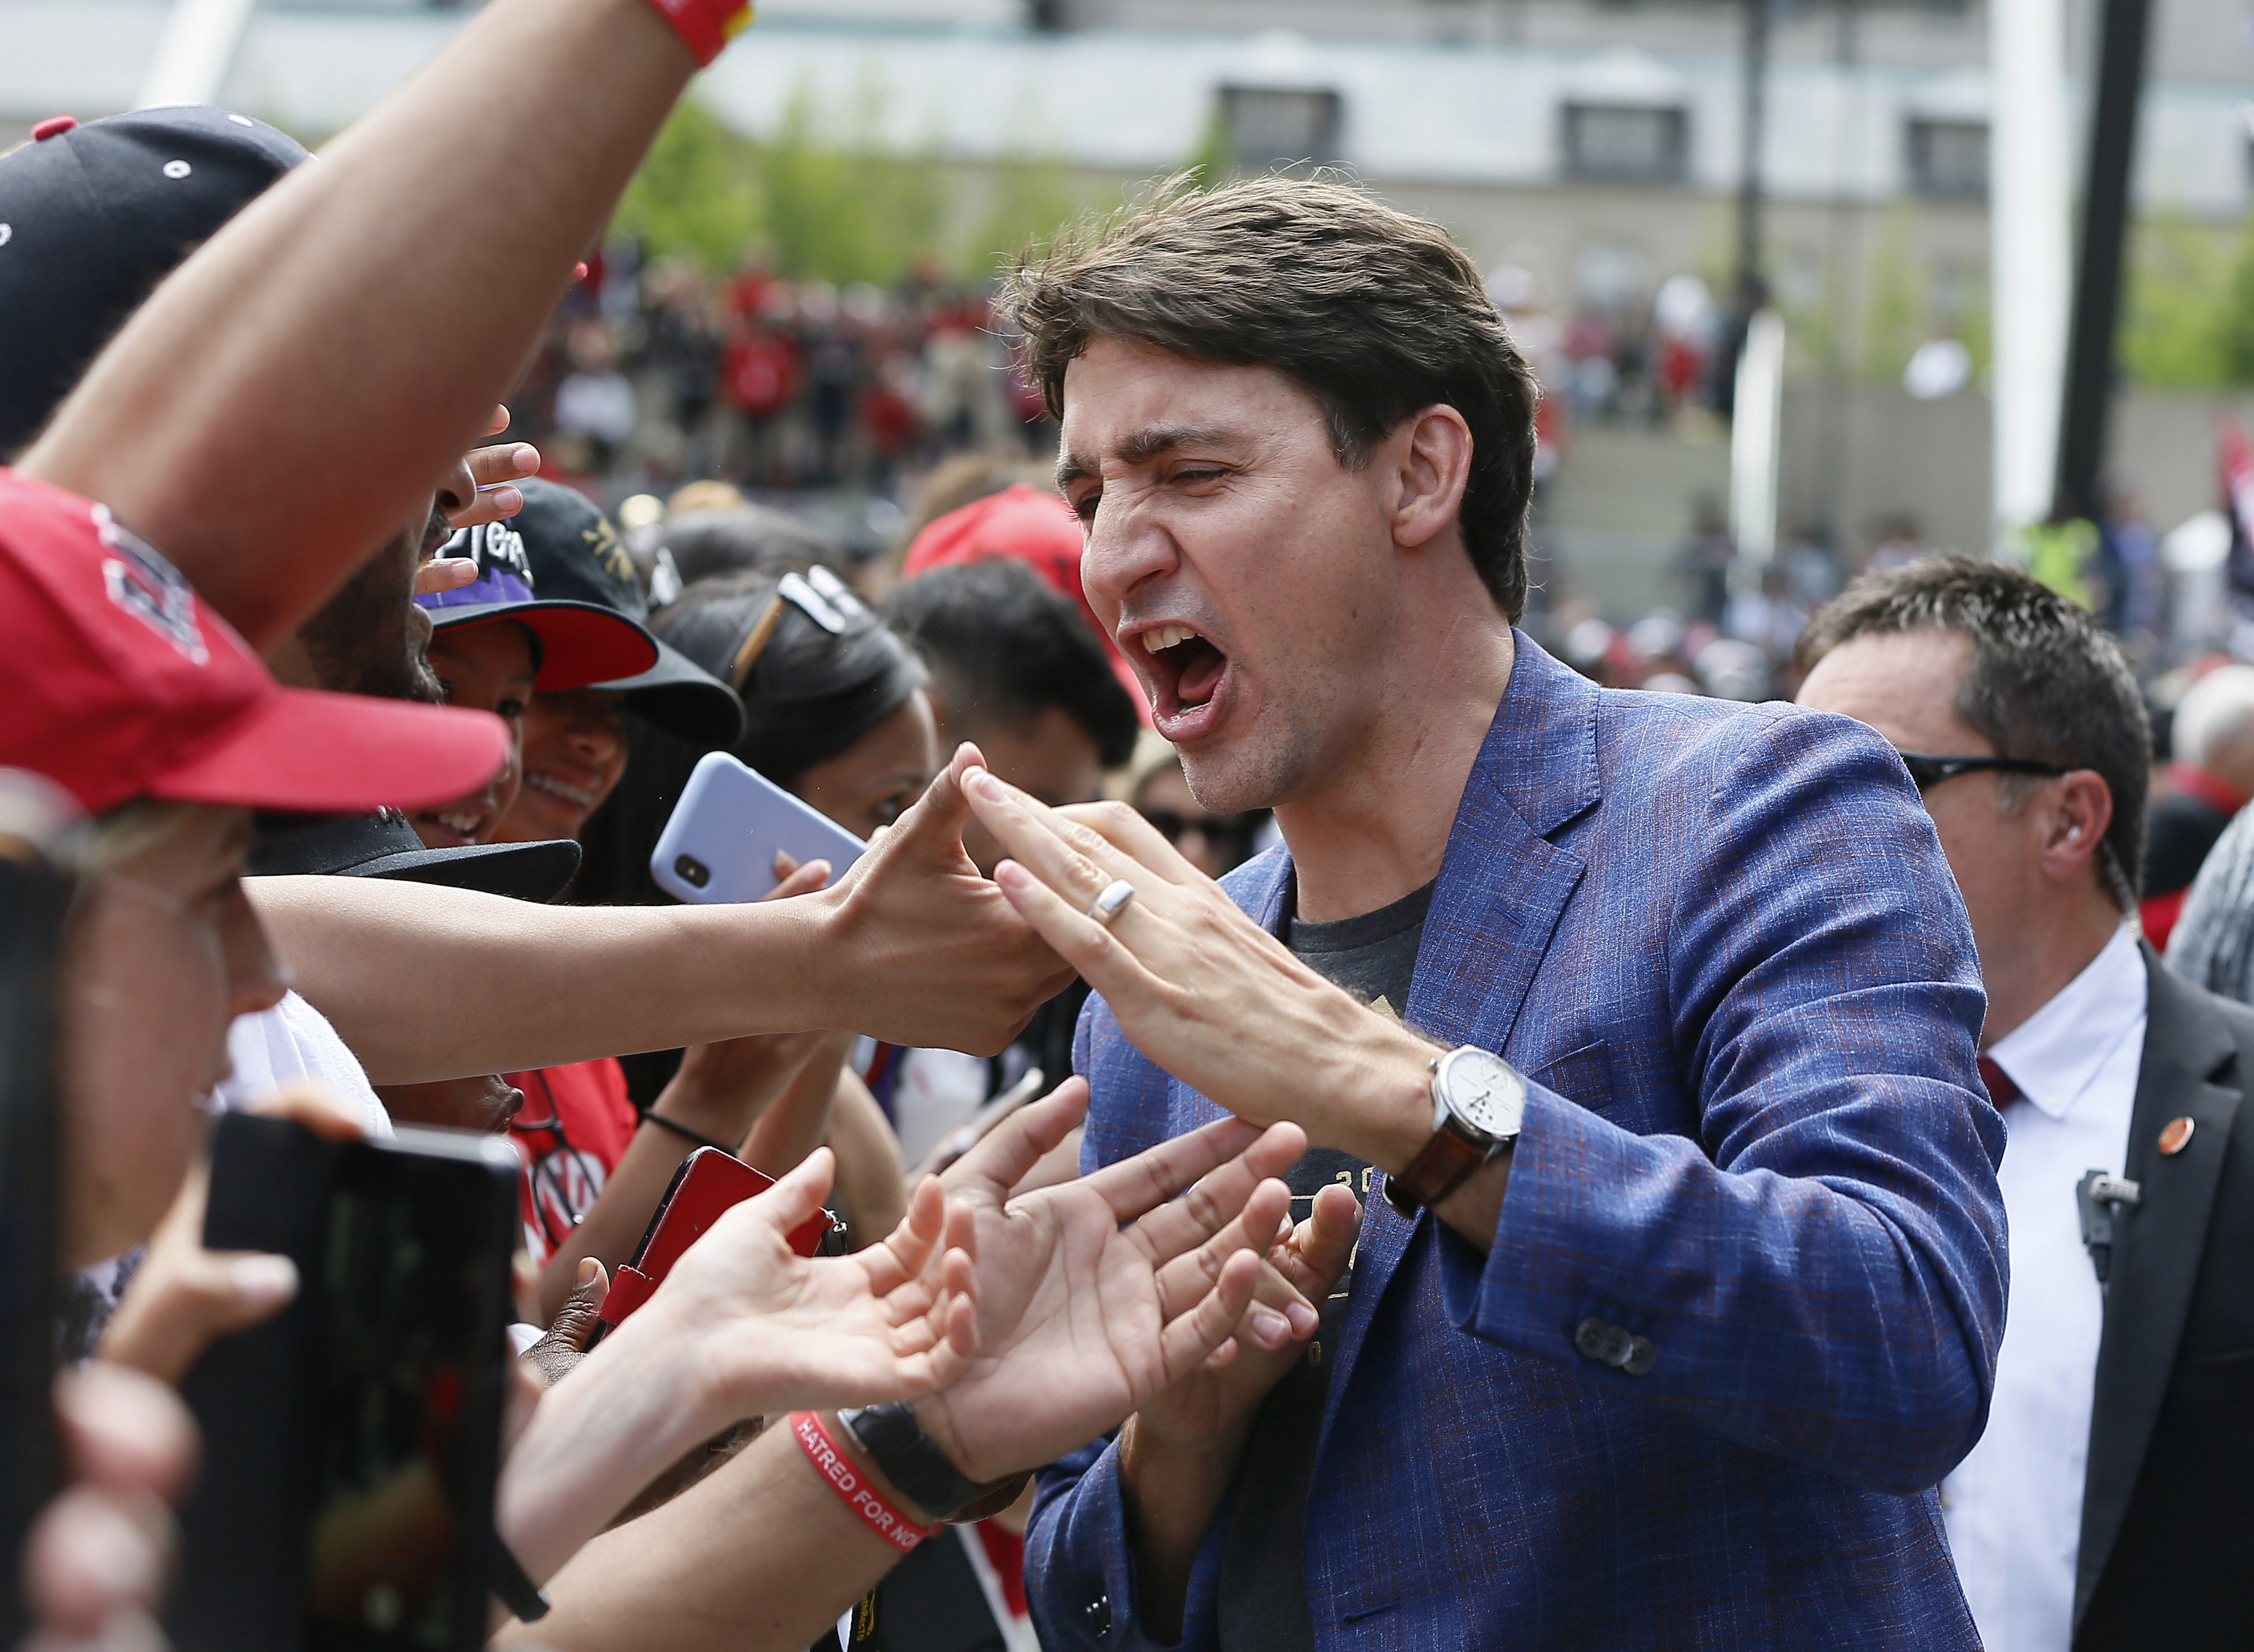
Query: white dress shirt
1942 923 2147 1652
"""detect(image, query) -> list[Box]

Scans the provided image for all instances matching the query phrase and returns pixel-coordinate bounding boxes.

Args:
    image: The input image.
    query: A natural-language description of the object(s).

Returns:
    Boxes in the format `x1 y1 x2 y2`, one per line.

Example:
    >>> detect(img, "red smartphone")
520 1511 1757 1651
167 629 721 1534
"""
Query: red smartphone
596 1149 846 1332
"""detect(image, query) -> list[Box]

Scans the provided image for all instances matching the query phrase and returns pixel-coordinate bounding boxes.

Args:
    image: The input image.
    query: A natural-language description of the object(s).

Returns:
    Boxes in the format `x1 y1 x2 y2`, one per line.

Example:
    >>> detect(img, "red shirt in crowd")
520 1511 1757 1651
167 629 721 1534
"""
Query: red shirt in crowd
509 1057 638 1264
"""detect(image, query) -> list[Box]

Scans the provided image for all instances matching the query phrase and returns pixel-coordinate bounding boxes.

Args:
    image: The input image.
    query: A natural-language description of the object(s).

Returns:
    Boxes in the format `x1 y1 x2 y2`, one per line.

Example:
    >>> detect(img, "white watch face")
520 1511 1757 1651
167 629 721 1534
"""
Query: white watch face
1437 1047 1525 1142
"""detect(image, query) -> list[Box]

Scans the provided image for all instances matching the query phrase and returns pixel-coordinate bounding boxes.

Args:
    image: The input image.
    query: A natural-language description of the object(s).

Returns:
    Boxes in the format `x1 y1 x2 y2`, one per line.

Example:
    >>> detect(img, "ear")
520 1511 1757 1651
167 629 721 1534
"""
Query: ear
2037 770 2114 890
1387 404 1474 552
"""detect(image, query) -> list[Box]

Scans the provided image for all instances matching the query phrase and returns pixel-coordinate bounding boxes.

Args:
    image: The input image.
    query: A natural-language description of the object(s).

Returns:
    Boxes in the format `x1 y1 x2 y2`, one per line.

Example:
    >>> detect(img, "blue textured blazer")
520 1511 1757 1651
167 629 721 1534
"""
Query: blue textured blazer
1026 637 2009 1650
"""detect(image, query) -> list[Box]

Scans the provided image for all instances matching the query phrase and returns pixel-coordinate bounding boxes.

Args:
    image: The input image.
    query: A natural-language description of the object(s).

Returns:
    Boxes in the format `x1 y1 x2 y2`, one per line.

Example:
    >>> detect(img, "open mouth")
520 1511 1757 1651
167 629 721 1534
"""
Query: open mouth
413 806 491 848
1138 622 1230 737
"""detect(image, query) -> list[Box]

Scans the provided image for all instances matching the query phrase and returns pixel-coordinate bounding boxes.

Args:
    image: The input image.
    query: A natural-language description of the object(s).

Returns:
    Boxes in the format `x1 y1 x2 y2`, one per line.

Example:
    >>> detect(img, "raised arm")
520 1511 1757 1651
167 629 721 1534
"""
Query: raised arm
251 751 1073 1080
503 1084 1312 1651
21 0 696 646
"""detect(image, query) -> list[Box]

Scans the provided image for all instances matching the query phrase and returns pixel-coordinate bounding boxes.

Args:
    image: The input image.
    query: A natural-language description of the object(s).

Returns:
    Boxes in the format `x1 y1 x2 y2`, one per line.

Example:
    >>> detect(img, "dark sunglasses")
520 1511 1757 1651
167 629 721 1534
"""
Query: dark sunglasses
1141 807 1262 848
1897 752 2070 793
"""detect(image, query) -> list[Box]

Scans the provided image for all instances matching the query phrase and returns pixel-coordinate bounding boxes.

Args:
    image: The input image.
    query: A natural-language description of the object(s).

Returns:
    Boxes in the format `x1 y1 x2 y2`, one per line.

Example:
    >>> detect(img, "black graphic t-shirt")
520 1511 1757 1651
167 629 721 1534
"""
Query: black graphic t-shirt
1216 880 1434 1652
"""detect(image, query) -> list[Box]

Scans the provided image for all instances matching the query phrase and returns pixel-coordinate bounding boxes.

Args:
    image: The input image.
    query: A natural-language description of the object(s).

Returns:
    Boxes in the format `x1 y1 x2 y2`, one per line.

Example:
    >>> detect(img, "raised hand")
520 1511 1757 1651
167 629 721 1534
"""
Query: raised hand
960 768 1437 1155
814 744 1075 1054
445 408 541 530
498 1150 978 1583
1133 1181 1361 1452
909 1078 1313 1485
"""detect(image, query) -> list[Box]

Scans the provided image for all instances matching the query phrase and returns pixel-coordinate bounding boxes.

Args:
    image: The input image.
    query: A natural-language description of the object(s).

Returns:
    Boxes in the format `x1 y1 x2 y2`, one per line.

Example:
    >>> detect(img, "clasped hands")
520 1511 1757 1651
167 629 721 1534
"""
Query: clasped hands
497 1076 1320 1581
957 765 1443 1176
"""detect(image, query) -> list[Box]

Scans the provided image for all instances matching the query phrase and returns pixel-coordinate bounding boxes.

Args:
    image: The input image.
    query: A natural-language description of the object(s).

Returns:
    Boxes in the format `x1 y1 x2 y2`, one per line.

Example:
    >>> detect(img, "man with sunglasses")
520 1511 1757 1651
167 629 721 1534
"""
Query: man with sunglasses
1796 554 2254 1652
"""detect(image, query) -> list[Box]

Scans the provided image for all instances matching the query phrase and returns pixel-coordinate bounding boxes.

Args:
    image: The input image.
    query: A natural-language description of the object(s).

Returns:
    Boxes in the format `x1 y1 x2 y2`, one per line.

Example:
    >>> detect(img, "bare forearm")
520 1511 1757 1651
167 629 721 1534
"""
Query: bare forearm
824 1068 908 1247
500 1419 913 1652
1117 1417 1249 1642
247 877 836 1082
740 1040 853 1176
22 0 693 646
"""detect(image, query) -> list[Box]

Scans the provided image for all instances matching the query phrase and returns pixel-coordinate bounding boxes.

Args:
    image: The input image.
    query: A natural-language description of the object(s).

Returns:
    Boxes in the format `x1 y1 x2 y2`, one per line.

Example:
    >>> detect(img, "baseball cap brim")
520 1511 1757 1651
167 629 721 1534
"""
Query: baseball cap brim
346 835 582 901
429 600 660 692
248 809 581 902
150 687 507 815
600 638 746 748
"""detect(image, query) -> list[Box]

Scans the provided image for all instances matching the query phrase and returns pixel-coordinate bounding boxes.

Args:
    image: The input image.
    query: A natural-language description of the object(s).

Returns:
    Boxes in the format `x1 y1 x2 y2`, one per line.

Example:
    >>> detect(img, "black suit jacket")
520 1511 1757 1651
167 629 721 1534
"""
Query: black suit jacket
2074 950 2254 1649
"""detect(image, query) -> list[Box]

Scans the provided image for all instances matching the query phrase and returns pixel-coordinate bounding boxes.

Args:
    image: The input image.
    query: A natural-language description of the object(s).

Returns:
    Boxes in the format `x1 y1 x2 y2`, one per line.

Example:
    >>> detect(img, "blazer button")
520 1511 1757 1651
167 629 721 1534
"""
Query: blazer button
1573 1317 1612 1361
1623 1335 1657 1376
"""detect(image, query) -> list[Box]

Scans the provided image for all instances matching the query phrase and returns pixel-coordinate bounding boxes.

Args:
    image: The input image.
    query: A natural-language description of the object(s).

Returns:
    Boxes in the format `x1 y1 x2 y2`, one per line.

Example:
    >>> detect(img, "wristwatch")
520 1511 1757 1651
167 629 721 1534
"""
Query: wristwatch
1382 1044 1527 1215
836 1402 992 1522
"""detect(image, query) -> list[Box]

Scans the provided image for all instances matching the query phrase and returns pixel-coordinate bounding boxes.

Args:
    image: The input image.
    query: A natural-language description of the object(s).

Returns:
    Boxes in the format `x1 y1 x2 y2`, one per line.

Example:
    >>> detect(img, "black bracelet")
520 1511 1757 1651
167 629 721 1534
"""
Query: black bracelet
489 1533 550 1622
837 1403 992 1522
636 1108 734 1155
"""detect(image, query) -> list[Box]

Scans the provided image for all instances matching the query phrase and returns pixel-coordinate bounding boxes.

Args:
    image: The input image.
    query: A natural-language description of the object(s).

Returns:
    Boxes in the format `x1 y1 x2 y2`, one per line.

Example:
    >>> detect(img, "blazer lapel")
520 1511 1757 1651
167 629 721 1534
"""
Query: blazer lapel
2074 952 2243 1628
1326 638 1600 1405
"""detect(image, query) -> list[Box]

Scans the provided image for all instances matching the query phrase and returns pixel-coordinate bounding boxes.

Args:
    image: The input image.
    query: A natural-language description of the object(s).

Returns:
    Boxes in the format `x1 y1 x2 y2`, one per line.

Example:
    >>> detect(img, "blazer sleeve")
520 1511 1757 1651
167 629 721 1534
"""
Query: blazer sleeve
1026 1433 1233 1652
1447 708 2010 1494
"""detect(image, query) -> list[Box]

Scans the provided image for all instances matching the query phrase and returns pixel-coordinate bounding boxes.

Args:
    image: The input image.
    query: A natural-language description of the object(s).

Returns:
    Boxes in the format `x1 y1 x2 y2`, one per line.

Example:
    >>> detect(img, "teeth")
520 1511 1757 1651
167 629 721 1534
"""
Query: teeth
437 811 482 836
1145 623 1199 654
527 772 595 807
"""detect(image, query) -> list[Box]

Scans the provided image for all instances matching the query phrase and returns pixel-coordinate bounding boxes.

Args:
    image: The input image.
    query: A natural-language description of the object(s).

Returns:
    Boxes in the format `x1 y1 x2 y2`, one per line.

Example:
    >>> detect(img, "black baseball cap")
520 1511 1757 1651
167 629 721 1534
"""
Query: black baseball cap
418 513 661 691
508 479 746 748
0 105 309 457
249 809 581 902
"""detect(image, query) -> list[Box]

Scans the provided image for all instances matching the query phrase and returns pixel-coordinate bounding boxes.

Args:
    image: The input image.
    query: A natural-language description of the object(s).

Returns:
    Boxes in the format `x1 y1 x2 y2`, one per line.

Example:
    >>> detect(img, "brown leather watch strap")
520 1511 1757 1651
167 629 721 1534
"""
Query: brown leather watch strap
1385 1123 1490 1213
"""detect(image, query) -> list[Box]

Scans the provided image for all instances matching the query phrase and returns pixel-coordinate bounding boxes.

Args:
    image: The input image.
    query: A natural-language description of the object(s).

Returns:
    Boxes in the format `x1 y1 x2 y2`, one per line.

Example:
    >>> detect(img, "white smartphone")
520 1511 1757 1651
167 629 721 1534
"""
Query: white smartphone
649 749 867 904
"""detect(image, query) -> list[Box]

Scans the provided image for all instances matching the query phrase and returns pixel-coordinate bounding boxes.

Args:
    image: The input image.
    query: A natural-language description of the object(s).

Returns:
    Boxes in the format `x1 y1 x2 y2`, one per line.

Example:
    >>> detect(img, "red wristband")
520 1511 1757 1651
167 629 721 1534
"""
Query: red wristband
637 0 753 66
790 1411 936 1553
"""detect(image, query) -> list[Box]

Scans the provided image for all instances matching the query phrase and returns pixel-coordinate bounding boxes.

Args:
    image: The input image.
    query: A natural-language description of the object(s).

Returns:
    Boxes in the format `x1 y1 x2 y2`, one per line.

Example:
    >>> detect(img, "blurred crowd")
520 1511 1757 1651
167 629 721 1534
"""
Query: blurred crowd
9 4 2254 1646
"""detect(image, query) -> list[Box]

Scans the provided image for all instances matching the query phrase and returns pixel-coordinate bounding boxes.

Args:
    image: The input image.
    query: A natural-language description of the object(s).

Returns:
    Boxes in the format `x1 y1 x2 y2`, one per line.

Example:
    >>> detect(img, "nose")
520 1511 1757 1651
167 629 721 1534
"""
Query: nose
497 1081 526 1122
563 703 625 766
432 455 478 524
221 885 290 1020
1080 489 1178 623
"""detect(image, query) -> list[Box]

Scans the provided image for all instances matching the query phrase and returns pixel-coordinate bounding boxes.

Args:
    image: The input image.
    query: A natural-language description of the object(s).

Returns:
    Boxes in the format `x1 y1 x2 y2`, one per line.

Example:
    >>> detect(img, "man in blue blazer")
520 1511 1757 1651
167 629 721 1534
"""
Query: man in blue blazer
960 177 2010 1648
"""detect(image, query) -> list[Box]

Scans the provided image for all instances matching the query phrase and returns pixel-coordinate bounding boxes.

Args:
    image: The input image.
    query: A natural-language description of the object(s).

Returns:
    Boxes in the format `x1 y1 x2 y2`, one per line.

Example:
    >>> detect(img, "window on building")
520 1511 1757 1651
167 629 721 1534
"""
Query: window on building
1561 103 1689 183
1906 119 1988 200
1218 86 1344 169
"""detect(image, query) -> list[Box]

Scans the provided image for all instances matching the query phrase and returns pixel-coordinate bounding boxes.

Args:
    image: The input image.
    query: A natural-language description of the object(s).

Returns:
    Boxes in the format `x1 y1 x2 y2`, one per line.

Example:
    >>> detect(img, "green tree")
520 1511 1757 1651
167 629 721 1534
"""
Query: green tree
2121 208 2236 389
611 98 760 273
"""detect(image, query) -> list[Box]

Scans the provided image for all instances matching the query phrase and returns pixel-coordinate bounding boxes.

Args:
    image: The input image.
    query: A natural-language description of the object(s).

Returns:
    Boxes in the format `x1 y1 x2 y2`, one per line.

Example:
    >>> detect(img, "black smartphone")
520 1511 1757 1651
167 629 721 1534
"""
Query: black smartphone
0 780 72 1645
171 1117 520 1652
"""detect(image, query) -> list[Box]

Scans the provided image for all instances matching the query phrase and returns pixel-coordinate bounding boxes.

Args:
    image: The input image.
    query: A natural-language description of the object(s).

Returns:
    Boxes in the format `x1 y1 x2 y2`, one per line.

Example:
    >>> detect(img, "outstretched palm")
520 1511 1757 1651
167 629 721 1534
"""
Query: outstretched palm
637 1152 979 1425
914 1079 1306 1483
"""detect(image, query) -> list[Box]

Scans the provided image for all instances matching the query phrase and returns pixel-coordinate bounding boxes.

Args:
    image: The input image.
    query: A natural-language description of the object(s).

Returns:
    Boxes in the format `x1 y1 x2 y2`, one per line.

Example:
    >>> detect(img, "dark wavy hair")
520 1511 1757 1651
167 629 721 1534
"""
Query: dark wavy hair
997 175 1542 621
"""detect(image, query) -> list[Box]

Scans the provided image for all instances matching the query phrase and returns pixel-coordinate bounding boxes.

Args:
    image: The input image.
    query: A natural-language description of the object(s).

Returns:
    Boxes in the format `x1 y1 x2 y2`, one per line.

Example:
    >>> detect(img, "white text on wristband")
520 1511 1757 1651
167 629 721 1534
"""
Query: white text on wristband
790 1411 934 1554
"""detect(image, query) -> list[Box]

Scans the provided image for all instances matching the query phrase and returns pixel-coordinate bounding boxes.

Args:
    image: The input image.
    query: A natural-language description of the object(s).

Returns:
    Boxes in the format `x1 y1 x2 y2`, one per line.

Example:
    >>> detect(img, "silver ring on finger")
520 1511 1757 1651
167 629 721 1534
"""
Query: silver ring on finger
1086 878 1137 927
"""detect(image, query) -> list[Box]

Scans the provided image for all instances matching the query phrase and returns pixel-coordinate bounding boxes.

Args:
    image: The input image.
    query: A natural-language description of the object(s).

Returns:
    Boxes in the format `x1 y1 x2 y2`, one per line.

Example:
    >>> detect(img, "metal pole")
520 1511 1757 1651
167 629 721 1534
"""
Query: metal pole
1989 0 2075 538
2054 0 2154 522
1737 0 1771 311
137 0 261 110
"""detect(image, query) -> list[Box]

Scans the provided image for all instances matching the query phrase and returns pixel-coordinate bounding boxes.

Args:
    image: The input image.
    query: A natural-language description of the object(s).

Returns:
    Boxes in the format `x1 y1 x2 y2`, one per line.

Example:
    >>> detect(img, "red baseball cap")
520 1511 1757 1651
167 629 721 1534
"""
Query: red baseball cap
0 469 508 817
902 482 1151 724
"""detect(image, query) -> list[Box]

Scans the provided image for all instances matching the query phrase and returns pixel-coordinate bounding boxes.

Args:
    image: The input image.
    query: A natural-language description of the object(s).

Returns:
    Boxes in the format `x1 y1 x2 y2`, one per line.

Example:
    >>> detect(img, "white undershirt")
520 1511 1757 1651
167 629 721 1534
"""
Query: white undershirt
1941 923 2146 1652
212 989 393 1138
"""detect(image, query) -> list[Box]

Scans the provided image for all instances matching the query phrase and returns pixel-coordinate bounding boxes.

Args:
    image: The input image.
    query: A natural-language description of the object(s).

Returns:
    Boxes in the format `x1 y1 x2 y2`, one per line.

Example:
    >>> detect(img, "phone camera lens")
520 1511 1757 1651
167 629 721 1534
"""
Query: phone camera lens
675 854 710 889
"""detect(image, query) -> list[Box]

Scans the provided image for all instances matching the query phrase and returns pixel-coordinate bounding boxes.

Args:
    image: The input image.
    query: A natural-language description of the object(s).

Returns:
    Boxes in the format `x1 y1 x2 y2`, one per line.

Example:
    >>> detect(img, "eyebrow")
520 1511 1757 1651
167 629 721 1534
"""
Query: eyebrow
1055 423 1241 492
